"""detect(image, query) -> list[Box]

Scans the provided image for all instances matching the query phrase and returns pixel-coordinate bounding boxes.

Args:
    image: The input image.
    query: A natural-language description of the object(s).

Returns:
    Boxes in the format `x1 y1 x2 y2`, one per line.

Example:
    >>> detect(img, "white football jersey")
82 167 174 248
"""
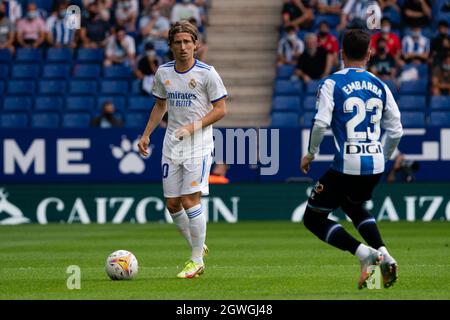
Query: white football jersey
152 59 227 160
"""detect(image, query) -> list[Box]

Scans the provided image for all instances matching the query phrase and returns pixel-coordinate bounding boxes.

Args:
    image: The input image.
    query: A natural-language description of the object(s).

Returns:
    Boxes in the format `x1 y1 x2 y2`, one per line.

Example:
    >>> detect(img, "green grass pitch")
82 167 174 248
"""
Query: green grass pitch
1 222 449 300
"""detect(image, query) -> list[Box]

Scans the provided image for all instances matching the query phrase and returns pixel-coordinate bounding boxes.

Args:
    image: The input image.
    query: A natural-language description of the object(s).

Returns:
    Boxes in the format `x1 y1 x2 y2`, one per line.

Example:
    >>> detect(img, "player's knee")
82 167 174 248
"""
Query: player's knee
180 193 201 209
166 198 182 213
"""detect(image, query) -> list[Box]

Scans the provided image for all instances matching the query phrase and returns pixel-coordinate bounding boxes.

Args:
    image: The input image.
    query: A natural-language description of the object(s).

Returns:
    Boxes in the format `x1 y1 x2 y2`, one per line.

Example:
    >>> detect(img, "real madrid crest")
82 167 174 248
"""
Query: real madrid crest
189 78 197 89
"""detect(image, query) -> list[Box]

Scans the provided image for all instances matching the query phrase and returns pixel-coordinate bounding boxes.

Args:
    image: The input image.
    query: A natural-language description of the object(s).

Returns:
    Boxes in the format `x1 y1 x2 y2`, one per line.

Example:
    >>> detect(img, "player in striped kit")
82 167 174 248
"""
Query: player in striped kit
137 21 227 278
301 29 403 289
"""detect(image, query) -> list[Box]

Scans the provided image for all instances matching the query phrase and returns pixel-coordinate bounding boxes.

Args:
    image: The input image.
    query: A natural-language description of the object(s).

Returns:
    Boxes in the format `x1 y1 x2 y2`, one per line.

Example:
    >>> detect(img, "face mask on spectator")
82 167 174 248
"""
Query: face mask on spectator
146 50 156 57
378 46 387 54
287 34 297 42
59 10 66 19
121 1 131 9
412 31 421 38
318 31 328 37
152 10 160 18
381 26 390 33
27 11 38 20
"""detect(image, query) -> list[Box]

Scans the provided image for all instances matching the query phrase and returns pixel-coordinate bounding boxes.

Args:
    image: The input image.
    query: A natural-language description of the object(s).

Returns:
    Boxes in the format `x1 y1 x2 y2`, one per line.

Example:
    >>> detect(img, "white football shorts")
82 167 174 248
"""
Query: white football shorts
161 153 213 198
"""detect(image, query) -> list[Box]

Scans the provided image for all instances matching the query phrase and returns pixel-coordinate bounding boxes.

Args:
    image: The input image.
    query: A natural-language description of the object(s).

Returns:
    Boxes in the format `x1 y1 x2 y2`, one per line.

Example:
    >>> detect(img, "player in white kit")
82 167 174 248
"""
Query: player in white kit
137 21 227 278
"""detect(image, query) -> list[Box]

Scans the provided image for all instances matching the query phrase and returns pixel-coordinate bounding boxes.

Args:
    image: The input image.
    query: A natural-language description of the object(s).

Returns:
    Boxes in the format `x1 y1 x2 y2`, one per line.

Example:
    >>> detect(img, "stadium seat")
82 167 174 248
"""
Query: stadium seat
0 81 4 94
73 64 101 78
271 112 299 128
128 96 155 110
2 96 33 111
398 95 427 110
103 65 132 79
430 96 450 110
62 113 92 128
0 112 29 128
11 64 40 79
76 48 104 63
399 80 428 95
313 14 340 29
384 80 398 97
34 96 64 111
15 48 42 62
31 112 61 128
46 48 73 63
124 112 150 128
301 112 315 127
0 65 9 79
69 80 98 95
7 81 36 95
65 96 96 111
100 80 129 95
42 64 71 79
272 96 301 113
401 112 426 127
306 80 321 95
33 0 54 13
302 95 317 111
97 96 127 111
429 112 450 127
276 65 296 79
131 79 142 94
38 80 66 95
0 49 12 63
274 80 302 96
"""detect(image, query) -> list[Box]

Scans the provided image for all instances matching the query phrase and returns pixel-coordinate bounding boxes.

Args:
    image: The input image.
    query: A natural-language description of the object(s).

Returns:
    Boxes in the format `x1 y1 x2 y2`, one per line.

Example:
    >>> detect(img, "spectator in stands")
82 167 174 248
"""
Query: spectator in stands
313 0 343 16
401 26 430 65
294 33 332 83
431 53 450 96
83 0 113 21
430 20 450 66
171 0 202 27
46 2 76 48
317 21 339 67
139 2 170 48
378 0 401 28
337 0 381 31
277 25 304 66
368 38 398 82
281 0 314 30
134 42 159 95
90 101 124 128
80 0 111 48
209 163 230 184
104 25 136 66
0 3 15 53
370 18 402 64
402 0 432 28
16 2 46 48
115 0 138 32
188 17 207 61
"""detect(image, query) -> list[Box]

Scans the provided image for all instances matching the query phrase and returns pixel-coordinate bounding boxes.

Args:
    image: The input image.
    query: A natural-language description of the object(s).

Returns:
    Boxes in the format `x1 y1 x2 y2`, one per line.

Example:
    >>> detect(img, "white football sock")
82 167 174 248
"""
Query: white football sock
355 243 372 261
170 209 191 248
186 204 206 265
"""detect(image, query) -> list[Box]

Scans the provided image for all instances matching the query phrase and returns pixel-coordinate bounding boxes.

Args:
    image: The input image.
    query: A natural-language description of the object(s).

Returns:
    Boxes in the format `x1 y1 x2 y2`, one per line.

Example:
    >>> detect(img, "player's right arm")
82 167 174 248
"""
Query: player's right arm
137 98 167 157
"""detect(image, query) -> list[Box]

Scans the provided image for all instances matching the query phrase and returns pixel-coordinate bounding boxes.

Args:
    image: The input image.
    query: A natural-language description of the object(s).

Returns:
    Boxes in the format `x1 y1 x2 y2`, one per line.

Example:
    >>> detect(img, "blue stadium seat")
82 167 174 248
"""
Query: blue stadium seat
7 80 36 95
0 81 4 94
301 112 315 127
97 96 127 111
313 14 340 29
124 112 150 128
131 79 142 94
271 112 299 128
69 80 98 95
31 112 61 128
33 0 54 13
398 95 427 110
100 80 129 95
0 49 12 63
42 64 71 79
128 96 155 110
274 80 302 96
66 96 96 111
46 48 73 63
62 113 92 128
0 65 9 79
276 65 296 79
302 95 317 111
38 80 66 95
306 80 320 95
429 112 450 126
11 64 40 79
399 80 428 95
0 112 29 128
384 79 398 97
401 112 426 127
430 96 450 110
15 48 43 62
2 96 33 111
73 64 101 78
34 96 64 111
272 96 301 113
103 65 132 79
76 48 104 63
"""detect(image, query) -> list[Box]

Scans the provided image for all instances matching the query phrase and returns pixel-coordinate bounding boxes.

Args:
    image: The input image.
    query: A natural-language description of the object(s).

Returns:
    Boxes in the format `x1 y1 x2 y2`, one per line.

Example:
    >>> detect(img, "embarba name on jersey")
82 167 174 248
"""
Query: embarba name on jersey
342 80 383 98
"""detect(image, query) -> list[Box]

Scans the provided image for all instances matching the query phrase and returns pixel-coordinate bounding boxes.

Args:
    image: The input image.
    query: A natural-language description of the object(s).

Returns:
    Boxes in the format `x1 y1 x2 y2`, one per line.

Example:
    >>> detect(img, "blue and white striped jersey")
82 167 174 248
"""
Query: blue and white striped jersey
312 68 402 175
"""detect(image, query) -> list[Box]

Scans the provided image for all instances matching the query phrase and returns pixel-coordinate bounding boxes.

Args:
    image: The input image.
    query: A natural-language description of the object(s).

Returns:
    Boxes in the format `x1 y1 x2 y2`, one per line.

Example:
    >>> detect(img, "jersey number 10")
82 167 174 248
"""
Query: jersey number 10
344 97 383 141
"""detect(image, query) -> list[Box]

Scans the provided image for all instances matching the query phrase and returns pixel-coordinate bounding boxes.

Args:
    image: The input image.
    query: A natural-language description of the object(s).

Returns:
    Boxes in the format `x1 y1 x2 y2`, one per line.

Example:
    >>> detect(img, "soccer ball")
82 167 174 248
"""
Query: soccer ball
105 250 138 280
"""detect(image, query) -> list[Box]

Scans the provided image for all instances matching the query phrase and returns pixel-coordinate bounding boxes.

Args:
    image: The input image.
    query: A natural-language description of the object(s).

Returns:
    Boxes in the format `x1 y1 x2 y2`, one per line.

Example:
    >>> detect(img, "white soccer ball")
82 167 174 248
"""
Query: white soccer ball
105 250 139 280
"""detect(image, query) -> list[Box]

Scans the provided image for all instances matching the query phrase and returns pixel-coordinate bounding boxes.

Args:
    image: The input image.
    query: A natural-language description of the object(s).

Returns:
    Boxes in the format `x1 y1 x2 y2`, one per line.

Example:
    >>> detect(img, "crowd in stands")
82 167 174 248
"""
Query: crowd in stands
273 0 450 128
0 0 209 128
